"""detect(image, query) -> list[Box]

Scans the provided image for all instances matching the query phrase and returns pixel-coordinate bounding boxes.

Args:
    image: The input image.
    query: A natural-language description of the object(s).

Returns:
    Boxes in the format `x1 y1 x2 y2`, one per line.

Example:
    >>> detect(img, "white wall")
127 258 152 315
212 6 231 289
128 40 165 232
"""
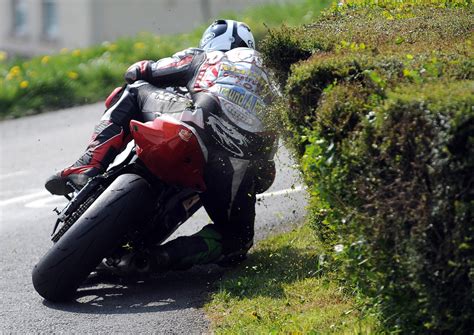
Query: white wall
95 0 205 43
95 0 278 43
0 0 280 56
57 0 93 49
0 0 92 55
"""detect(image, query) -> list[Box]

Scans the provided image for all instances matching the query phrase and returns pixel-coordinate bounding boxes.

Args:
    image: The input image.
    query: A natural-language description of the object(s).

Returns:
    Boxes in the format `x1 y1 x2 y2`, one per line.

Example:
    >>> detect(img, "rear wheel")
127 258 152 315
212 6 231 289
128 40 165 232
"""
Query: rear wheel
32 173 154 302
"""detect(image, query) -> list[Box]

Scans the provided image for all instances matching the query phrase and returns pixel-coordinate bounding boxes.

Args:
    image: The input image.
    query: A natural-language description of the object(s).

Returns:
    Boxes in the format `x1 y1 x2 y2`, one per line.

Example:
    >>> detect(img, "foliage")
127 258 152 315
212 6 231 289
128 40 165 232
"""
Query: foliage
262 0 473 333
0 0 331 119
0 33 196 118
205 223 377 334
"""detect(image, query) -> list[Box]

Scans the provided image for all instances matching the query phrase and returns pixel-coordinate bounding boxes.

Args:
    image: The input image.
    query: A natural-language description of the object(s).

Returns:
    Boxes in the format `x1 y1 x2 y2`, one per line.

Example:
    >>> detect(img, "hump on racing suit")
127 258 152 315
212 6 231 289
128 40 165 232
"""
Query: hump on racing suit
191 47 276 160
125 46 276 160
192 47 273 134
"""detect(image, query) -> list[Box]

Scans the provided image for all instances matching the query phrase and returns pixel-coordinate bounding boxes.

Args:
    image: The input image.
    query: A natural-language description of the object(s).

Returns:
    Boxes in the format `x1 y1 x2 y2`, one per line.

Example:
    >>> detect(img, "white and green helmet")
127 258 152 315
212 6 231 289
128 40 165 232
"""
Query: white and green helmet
199 19 255 52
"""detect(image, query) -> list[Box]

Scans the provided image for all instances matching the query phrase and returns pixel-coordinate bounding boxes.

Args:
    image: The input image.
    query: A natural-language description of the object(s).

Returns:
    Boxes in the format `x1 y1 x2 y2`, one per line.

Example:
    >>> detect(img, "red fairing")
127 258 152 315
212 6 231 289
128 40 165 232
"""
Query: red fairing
130 118 206 192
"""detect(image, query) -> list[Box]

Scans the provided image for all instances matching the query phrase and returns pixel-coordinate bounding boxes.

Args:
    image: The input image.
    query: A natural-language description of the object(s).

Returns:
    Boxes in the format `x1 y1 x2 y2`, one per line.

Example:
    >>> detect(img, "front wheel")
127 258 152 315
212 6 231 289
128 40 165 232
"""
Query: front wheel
32 173 154 302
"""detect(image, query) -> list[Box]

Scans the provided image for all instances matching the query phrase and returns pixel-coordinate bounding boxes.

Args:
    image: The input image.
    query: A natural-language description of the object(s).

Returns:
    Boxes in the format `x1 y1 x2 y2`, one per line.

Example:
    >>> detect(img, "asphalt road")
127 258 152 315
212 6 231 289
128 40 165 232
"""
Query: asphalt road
0 103 307 334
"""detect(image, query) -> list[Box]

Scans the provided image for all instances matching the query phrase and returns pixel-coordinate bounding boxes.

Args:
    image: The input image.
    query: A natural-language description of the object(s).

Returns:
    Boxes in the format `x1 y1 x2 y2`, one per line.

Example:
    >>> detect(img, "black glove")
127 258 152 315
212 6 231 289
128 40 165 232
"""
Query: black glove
124 60 152 84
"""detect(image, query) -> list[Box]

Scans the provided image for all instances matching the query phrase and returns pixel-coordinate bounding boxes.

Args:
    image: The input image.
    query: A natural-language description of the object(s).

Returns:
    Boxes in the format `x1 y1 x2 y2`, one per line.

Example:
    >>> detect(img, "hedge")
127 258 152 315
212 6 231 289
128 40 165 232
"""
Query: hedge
261 1 473 333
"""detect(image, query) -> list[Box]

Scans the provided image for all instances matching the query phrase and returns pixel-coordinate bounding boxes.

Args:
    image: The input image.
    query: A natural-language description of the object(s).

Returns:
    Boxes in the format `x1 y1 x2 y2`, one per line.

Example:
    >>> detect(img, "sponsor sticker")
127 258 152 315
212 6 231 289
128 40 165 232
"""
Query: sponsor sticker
178 128 193 142
206 115 249 157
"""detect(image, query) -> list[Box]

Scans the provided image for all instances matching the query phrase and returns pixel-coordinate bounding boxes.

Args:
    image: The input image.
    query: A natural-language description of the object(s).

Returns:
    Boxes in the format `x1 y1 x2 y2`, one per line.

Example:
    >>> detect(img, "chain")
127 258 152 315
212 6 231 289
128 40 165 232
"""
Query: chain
51 187 104 243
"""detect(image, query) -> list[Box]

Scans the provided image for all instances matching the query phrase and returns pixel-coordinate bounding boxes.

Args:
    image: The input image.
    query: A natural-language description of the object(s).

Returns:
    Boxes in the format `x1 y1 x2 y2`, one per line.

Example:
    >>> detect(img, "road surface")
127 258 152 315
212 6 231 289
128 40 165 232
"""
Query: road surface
0 103 307 334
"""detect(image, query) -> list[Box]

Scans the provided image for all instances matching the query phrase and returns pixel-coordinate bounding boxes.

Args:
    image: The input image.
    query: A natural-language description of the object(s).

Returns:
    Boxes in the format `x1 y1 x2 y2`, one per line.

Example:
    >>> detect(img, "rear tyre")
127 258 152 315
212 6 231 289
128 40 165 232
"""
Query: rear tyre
32 174 154 302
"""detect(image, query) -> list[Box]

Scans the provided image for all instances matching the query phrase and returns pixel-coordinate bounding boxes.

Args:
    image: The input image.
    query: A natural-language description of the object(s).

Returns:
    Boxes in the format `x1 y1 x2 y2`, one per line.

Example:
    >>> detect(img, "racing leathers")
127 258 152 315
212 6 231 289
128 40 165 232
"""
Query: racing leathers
52 47 277 270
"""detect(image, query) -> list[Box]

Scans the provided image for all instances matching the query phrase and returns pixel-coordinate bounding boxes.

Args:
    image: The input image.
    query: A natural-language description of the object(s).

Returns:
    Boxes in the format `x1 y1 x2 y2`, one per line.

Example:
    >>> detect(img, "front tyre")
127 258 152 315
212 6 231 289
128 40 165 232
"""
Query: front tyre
32 174 154 302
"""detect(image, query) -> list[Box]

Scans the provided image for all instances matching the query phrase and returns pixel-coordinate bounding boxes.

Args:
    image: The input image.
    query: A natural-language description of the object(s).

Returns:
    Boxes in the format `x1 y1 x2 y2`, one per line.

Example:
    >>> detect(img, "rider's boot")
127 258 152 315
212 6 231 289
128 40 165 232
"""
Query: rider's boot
45 120 126 195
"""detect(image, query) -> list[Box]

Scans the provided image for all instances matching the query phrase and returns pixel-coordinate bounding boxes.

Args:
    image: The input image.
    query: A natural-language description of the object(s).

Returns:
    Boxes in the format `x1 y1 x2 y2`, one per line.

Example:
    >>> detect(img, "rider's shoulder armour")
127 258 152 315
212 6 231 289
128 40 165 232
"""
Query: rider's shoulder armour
224 47 263 67
172 47 205 59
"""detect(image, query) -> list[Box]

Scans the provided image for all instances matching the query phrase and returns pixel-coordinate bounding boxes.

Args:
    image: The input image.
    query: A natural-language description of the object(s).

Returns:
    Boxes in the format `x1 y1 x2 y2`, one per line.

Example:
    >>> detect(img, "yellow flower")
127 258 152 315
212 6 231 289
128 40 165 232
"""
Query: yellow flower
41 56 50 64
406 54 414 60
134 42 145 50
0 51 7 62
60 48 69 54
20 80 29 89
403 68 412 77
8 65 21 79
68 71 79 80
72 49 81 57
383 10 394 20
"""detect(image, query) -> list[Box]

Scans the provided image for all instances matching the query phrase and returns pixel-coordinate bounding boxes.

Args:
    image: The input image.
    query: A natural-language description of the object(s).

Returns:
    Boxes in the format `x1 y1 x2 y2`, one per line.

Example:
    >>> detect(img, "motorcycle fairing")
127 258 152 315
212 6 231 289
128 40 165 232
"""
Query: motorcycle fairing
130 116 207 192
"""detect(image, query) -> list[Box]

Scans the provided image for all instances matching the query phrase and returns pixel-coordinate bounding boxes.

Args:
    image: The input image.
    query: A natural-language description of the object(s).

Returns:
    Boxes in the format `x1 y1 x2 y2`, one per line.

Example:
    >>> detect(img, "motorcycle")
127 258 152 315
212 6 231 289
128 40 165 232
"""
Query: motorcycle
32 106 208 302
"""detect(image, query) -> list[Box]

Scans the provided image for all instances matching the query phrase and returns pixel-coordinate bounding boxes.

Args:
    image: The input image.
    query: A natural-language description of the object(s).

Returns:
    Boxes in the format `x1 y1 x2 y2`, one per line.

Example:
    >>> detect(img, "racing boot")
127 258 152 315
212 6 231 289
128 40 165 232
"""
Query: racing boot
45 120 126 195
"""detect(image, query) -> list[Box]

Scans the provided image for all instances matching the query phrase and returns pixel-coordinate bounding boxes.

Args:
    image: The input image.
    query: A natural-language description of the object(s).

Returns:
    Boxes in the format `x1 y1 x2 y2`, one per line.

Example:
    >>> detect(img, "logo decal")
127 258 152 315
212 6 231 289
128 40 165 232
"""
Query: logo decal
206 115 249 157
200 32 215 47
183 194 200 211
178 128 193 142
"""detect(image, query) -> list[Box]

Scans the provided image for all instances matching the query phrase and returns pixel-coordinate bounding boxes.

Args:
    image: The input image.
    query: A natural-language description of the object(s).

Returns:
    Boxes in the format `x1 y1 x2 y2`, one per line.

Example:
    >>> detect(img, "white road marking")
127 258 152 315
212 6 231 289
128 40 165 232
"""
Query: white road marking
257 185 305 200
0 171 28 180
25 196 67 209
0 191 49 207
0 185 306 209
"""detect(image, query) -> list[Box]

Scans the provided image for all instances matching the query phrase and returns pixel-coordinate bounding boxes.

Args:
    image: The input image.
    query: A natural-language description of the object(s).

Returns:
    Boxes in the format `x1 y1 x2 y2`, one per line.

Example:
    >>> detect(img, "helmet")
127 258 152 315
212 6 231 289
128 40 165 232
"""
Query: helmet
199 19 255 52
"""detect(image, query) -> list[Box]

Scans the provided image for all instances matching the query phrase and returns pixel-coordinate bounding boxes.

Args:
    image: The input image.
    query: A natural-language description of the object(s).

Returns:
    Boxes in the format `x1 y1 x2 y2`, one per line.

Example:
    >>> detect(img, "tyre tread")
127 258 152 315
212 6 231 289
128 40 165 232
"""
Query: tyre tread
32 174 153 302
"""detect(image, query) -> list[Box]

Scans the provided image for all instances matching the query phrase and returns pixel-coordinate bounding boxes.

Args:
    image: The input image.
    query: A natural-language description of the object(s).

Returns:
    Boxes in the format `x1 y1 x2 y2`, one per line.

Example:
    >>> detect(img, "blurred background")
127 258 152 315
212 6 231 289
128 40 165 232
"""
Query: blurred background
0 0 282 56
0 0 329 118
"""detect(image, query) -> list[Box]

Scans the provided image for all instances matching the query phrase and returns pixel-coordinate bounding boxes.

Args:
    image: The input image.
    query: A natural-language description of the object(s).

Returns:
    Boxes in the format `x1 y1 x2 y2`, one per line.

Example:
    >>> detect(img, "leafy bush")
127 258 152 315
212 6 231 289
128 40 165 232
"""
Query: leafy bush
0 0 331 119
262 0 473 333
0 32 199 118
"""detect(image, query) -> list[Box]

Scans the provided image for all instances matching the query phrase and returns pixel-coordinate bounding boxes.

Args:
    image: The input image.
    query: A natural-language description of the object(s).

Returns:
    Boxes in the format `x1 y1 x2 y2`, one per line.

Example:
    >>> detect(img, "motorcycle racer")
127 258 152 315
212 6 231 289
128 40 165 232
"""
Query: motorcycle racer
45 19 277 274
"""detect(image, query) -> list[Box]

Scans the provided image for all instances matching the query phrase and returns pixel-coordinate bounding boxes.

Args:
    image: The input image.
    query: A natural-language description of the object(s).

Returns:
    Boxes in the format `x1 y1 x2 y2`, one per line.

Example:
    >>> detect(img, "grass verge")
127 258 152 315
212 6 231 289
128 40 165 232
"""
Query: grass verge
205 223 377 334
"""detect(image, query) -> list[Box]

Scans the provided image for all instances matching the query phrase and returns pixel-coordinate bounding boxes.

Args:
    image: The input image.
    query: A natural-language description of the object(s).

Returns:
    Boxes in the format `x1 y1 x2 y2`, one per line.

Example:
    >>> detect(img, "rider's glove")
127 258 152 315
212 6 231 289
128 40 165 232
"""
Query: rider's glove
124 60 152 84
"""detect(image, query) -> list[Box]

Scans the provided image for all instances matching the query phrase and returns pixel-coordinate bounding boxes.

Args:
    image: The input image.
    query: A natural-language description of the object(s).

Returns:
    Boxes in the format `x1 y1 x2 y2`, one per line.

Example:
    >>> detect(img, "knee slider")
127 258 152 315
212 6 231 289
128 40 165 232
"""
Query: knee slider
105 86 124 109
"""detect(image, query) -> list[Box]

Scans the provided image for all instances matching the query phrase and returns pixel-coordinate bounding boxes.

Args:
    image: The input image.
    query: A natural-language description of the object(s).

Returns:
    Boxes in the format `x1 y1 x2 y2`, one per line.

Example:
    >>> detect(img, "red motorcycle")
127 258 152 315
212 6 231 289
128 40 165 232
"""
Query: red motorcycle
32 114 207 302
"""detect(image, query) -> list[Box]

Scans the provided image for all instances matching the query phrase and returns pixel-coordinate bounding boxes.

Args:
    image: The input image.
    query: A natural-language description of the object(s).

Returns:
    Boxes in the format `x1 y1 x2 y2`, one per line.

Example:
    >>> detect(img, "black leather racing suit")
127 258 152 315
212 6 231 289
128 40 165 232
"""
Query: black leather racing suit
86 47 277 268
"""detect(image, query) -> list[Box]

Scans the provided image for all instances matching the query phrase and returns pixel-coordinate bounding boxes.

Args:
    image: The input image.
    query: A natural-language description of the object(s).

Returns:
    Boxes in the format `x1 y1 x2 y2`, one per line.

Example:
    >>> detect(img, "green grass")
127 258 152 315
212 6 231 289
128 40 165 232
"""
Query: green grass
205 224 377 334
